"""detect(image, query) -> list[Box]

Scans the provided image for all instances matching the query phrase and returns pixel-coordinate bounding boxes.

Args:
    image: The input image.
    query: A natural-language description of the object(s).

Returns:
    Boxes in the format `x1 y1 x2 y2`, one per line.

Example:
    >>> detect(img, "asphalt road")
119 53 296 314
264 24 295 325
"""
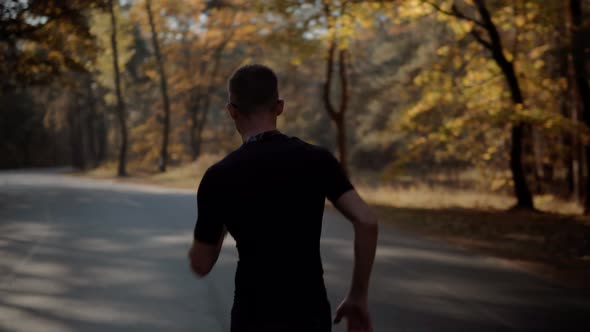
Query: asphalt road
0 170 588 332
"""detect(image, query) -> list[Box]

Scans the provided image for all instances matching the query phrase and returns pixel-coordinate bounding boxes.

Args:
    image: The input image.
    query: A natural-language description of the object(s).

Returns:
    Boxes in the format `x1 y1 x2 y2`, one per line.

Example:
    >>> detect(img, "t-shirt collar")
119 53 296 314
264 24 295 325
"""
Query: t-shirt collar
244 130 282 144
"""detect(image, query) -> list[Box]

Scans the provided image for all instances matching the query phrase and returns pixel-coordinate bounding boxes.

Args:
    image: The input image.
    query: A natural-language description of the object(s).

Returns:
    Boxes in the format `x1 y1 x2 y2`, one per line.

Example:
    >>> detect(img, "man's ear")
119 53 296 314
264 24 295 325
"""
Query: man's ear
227 103 239 120
275 99 284 117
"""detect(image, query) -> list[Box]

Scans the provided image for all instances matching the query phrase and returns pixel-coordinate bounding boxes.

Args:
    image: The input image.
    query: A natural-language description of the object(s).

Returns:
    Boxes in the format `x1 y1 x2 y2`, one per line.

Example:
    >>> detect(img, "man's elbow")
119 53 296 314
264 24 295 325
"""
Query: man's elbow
359 210 379 227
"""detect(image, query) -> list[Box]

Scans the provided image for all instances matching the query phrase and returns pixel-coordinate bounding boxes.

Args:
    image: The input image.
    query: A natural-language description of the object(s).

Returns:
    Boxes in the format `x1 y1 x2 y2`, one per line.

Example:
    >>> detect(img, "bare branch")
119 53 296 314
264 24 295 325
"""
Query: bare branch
338 49 349 117
470 28 493 50
322 0 339 120
422 0 486 28
511 0 521 57
323 34 339 121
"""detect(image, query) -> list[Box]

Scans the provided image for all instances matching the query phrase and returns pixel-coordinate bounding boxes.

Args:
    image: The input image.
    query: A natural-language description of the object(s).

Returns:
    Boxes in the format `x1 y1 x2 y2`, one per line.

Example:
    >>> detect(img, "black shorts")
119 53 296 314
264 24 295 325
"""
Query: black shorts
230 300 332 332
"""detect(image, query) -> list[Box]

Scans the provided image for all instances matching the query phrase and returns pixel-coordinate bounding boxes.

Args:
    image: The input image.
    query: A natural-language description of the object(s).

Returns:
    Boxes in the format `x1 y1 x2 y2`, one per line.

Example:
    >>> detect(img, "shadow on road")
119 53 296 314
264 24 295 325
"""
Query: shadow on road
0 177 589 331
0 185 238 332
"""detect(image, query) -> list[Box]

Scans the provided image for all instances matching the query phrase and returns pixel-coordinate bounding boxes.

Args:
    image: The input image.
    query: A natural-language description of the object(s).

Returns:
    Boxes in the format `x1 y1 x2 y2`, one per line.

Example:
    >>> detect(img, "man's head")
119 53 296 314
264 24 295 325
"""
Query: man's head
226 64 283 136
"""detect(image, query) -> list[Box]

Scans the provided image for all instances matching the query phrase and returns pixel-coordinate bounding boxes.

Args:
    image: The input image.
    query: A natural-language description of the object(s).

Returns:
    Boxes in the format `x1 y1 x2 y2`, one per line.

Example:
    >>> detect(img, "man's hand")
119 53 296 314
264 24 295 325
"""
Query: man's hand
334 296 372 332
332 190 377 332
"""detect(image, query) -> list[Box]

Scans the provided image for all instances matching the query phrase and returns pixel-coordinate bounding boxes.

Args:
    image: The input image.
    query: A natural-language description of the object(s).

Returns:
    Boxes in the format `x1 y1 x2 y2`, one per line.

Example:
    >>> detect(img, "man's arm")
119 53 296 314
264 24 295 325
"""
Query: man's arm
188 227 227 277
333 190 378 332
189 166 227 278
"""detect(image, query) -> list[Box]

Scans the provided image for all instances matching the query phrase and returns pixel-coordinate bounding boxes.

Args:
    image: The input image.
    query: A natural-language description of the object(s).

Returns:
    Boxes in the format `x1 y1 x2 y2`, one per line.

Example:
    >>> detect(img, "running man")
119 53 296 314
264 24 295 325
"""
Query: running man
188 64 378 332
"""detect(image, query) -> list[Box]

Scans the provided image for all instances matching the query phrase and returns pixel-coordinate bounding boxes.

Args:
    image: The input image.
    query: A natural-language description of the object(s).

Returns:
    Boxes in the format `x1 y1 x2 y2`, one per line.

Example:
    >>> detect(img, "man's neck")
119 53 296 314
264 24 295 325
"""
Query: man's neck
241 125 278 143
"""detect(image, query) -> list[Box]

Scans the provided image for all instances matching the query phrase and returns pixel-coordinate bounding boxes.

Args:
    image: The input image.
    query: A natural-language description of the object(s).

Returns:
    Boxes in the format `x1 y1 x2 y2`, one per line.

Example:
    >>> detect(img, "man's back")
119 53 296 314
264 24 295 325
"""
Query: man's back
194 131 352 329
189 64 377 332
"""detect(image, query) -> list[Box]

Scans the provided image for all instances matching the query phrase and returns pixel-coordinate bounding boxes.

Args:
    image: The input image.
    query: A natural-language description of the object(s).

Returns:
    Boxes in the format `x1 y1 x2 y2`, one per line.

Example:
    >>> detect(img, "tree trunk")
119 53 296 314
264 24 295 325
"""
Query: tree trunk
428 0 535 207
108 0 128 177
560 14 576 197
189 92 207 161
77 99 87 170
322 30 350 175
563 102 577 198
193 93 212 160
561 3 583 200
188 56 206 159
48 110 58 165
146 0 171 173
337 49 349 175
68 99 85 170
493 65 532 207
192 46 226 160
193 104 208 161
22 127 33 167
193 119 205 160
532 127 544 193
336 115 347 173
85 77 98 167
509 123 533 208
179 29 200 161
569 0 590 214
573 101 584 201
473 0 534 210
96 106 107 164
186 34 232 161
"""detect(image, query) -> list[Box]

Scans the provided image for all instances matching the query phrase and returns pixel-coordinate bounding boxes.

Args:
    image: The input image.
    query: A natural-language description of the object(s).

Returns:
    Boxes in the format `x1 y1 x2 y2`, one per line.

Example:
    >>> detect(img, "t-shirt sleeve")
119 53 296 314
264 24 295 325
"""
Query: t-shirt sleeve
323 150 354 204
193 167 225 245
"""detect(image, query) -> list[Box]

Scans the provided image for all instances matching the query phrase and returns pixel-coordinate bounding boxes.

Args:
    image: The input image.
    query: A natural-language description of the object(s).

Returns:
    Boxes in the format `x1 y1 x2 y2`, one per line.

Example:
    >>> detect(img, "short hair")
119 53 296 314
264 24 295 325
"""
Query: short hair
228 64 279 114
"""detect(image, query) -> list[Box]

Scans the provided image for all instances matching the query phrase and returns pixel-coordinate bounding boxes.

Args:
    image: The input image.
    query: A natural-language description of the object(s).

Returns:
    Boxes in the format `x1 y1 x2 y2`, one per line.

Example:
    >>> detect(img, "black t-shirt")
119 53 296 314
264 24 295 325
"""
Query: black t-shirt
193 131 353 327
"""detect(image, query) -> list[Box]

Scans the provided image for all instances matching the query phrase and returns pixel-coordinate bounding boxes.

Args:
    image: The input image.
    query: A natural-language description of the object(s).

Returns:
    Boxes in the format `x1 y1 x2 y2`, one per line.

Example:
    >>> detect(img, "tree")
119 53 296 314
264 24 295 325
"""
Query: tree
91 2 136 169
425 0 535 210
67 90 87 169
145 0 172 172
1 1 115 169
187 12 237 160
83 77 98 166
191 38 233 159
263 0 383 174
145 0 258 161
0 0 105 92
0 91 44 168
322 0 353 174
569 0 590 214
108 0 129 176
322 18 350 175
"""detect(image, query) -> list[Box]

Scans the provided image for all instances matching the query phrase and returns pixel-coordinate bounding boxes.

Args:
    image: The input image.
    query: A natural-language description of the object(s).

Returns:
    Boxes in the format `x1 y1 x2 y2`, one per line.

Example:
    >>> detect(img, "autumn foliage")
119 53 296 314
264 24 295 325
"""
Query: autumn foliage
1 0 590 213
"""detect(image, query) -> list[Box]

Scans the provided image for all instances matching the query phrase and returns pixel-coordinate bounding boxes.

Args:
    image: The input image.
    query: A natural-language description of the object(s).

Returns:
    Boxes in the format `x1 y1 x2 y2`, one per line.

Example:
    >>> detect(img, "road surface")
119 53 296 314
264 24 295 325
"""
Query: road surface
0 171 588 332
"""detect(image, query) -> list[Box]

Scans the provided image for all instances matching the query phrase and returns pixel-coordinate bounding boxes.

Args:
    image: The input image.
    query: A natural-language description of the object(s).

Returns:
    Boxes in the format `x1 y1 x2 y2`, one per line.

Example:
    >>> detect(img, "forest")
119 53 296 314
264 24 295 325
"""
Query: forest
2 0 590 216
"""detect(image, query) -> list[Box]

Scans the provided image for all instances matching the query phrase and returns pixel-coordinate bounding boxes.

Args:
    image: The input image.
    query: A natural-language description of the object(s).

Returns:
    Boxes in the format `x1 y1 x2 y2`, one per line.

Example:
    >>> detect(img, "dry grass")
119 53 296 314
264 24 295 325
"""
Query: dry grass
353 185 589 288
80 158 585 216
372 205 590 288
355 184 584 216
74 154 224 189
357 185 514 210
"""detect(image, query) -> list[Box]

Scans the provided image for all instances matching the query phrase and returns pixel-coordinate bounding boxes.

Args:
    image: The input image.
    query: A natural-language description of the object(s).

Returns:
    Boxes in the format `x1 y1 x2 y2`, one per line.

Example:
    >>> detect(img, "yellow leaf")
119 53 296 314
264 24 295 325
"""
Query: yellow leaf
503 51 514 62
290 57 302 66
490 178 506 191
437 46 450 56
444 92 454 102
